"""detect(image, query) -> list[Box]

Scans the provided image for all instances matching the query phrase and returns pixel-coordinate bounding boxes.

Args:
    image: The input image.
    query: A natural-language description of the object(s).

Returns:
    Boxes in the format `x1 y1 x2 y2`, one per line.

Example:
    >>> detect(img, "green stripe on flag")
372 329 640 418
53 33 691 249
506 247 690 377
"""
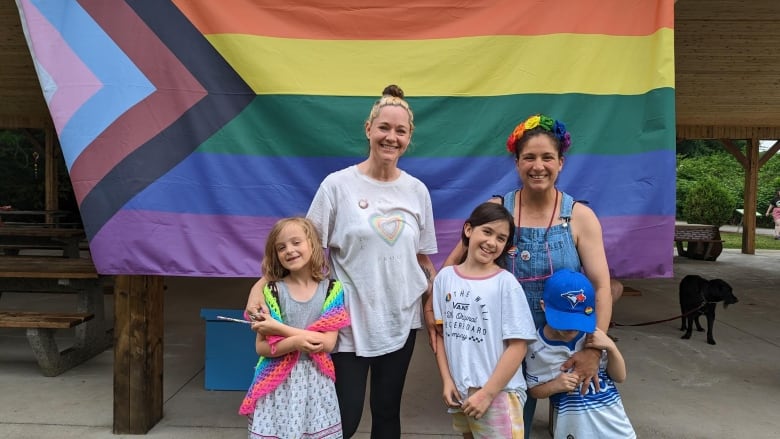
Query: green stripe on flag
198 88 675 157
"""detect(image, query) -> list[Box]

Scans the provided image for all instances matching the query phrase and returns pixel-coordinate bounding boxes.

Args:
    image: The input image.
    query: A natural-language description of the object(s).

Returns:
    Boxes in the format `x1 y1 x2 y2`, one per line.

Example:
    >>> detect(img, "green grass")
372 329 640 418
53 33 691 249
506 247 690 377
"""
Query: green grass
721 232 780 250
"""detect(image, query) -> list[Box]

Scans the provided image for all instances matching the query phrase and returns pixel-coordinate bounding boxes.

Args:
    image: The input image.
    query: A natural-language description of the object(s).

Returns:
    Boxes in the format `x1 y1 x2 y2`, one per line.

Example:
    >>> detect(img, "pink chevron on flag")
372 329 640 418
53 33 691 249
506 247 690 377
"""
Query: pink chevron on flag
19 0 100 133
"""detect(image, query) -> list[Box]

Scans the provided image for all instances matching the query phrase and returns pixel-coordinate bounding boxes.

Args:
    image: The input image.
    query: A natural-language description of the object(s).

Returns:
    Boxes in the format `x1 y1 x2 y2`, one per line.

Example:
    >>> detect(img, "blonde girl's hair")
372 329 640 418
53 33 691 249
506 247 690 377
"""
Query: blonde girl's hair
366 84 414 131
261 217 329 282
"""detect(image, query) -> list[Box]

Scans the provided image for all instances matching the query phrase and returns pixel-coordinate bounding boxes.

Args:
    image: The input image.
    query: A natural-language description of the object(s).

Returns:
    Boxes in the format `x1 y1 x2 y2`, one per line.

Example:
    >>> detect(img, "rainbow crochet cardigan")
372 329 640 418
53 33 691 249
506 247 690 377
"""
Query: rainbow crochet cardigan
239 279 350 415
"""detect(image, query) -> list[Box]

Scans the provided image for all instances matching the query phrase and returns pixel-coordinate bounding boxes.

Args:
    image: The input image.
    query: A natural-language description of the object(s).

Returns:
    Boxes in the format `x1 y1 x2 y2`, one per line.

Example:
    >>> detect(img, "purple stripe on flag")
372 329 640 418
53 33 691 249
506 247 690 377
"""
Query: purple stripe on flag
431 218 465 269
438 216 674 278
89 210 271 276
90 211 672 277
90 211 466 276
601 215 674 278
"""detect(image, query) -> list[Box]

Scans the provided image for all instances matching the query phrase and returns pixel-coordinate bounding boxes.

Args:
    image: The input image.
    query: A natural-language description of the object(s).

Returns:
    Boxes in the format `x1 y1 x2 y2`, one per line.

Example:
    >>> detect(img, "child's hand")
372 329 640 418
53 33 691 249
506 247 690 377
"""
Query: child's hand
303 332 328 351
441 380 462 408
246 305 269 322
294 334 325 353
584 328 614 352
553 371 581 394
460 388 492 420
251 315 283 335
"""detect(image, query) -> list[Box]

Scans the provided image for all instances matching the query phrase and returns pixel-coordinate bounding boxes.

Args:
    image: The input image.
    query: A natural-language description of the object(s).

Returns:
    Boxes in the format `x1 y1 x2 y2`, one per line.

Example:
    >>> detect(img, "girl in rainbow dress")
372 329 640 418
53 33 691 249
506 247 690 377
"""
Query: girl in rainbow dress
239 217 349 438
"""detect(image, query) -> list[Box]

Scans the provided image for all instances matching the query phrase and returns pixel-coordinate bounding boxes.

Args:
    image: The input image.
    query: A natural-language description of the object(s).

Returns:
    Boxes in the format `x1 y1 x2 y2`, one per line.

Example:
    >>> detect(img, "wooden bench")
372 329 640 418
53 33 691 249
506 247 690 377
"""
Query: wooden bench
0 225 86 258
0 255 100 278
0 243 74 256
0 255 113 376
0 311 98 376
674 224 724 261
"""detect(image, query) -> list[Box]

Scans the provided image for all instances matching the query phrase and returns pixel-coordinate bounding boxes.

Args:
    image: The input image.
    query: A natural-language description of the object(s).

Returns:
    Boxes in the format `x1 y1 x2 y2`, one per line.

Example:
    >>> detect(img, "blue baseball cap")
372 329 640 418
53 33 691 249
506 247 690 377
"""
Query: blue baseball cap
543 269 596 332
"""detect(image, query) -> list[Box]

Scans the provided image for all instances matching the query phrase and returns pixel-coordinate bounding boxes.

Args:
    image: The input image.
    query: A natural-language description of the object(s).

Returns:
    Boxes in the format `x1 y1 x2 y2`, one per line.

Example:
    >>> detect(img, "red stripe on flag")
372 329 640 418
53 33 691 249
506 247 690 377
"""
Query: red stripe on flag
174 0 673 39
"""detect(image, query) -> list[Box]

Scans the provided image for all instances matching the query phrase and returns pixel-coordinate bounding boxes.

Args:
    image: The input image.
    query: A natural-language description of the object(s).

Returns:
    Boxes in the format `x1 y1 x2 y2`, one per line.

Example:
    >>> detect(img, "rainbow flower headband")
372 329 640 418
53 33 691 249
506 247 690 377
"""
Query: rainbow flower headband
505 114 572 155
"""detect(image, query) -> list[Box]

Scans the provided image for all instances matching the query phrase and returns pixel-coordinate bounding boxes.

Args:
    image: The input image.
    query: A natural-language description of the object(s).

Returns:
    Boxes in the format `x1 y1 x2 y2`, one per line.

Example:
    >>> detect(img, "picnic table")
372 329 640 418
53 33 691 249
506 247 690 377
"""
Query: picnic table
674 224 724 261
0 255 112 376
0 209 72 222
0 223 86 258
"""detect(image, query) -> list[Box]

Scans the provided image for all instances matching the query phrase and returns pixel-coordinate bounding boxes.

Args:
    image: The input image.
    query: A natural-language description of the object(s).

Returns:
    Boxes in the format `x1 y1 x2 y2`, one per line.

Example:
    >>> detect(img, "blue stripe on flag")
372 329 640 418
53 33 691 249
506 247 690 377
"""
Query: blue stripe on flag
124 151 676 218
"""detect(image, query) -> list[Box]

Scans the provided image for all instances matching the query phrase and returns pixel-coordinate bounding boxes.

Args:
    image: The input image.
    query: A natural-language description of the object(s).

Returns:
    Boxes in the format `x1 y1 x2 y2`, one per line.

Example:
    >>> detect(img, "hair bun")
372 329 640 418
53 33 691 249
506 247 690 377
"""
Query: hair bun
382 84 404 99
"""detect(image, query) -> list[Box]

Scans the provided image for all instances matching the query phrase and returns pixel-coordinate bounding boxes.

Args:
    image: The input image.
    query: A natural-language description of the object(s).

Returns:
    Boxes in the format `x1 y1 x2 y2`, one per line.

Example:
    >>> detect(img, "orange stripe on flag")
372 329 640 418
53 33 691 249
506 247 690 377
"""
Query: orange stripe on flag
174 0 673 39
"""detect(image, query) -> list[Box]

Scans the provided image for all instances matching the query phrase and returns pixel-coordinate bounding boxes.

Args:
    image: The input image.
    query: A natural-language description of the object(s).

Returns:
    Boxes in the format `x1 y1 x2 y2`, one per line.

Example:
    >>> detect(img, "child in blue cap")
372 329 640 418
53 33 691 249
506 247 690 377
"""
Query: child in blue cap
524 269 635 439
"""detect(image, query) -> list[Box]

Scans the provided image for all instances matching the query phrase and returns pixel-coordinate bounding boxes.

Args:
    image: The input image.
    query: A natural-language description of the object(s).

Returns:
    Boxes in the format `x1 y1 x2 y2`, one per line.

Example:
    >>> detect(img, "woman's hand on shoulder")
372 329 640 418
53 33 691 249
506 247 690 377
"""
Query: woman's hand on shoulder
246 277 269 320
562 347 601 394
487 195 503 205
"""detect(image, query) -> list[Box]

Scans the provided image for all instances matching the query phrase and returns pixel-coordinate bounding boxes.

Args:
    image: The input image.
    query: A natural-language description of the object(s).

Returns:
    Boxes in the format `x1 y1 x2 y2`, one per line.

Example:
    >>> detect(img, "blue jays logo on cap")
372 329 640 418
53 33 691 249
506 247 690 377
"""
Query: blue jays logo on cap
561 289 586 308
543 269 597 332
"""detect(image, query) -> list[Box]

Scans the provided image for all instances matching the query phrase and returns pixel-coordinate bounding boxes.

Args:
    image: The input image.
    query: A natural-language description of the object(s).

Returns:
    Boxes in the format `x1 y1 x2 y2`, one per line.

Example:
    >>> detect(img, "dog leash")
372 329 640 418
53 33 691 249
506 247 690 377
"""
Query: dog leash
612 302 711 327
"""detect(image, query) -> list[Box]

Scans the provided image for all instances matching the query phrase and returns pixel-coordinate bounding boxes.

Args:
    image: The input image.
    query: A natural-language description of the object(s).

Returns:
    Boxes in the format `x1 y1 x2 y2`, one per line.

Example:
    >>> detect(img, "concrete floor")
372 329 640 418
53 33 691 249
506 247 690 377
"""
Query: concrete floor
1 247 779 438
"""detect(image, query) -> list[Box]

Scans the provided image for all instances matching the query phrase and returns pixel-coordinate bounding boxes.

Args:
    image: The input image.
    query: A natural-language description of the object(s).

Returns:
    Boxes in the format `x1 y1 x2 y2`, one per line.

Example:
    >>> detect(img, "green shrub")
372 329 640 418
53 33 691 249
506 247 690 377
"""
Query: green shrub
676 152 742 217
683 177 736 227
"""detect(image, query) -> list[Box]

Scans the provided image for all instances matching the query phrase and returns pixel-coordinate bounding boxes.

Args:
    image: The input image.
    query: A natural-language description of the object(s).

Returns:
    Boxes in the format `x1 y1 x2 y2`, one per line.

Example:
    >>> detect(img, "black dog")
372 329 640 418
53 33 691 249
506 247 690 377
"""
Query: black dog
679 275 738 345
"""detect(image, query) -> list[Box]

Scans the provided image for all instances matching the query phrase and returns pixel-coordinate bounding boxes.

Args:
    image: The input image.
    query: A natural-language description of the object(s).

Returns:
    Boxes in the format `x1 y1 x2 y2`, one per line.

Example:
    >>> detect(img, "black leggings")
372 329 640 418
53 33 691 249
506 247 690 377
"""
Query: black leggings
332 330 417 439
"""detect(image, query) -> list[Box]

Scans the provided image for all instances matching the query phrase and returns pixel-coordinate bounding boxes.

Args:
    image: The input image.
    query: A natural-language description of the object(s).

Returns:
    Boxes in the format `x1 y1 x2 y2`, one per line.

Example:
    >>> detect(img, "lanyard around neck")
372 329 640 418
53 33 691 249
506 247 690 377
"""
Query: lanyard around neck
517 189 559 239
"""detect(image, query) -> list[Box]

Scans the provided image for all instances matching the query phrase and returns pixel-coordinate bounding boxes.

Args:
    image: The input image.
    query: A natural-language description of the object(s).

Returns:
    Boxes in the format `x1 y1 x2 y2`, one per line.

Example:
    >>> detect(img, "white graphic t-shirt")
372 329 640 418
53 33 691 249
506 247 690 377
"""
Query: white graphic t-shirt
433 265 536 399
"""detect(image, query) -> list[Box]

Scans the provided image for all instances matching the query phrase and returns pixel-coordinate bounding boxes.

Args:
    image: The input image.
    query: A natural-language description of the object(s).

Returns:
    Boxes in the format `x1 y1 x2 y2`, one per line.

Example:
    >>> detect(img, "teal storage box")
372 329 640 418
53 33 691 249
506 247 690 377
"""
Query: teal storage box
199 308 257 390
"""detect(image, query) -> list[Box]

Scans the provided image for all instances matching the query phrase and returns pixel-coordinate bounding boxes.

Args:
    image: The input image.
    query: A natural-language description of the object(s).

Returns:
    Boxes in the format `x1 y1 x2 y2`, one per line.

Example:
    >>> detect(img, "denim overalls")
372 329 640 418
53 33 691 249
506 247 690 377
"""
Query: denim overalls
503 189 582 329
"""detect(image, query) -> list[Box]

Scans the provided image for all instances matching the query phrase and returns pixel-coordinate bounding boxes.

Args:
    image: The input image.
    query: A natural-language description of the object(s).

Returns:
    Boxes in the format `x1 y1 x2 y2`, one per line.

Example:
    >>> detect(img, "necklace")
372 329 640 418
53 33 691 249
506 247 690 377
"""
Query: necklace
511 190 558 281
516 189 558 235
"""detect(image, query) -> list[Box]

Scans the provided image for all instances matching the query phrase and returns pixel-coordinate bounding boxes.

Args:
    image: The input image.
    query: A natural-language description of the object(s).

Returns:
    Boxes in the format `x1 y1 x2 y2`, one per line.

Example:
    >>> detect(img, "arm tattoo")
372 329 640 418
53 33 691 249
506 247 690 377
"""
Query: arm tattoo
420 265 432 281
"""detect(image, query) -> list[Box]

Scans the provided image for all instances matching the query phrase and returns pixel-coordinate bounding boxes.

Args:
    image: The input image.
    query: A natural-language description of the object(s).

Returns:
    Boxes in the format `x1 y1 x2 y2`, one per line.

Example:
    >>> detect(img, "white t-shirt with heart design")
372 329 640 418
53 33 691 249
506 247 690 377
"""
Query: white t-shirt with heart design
307 165 438 357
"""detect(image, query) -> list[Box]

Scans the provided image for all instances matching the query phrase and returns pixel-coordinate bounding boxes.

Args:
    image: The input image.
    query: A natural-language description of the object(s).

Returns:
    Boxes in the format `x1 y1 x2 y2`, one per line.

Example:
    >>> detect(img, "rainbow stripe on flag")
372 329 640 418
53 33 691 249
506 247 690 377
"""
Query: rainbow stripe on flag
15 0 676 277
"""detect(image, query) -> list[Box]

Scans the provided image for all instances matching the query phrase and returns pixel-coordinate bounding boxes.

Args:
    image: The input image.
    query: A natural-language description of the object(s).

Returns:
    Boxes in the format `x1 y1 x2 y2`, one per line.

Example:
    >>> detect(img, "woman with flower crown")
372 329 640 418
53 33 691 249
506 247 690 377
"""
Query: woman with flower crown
436 114 612 438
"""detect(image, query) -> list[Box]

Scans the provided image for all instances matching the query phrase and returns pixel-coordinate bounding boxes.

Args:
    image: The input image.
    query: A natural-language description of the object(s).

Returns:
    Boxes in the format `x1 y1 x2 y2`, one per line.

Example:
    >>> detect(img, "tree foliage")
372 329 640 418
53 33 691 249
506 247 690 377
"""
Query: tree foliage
682 176 735 227
676 149 741 214
676 140 780 227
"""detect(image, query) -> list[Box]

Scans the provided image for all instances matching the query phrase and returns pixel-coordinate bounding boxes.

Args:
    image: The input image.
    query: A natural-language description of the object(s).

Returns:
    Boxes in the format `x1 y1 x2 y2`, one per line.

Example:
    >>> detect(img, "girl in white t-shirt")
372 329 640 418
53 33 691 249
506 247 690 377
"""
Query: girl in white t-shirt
433 202 536 439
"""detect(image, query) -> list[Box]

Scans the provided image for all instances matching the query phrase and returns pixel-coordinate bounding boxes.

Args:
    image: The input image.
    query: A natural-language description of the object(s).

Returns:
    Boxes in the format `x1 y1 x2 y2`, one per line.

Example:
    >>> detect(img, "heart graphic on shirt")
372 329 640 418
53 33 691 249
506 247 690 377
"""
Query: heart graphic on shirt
369 211 405 245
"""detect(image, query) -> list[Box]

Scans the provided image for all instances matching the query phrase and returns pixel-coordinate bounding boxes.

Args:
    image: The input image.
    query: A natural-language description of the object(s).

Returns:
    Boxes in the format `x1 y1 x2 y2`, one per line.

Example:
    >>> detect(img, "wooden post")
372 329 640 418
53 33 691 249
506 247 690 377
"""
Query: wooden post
113 275 164 434
742 137 758 254
722 137 759 255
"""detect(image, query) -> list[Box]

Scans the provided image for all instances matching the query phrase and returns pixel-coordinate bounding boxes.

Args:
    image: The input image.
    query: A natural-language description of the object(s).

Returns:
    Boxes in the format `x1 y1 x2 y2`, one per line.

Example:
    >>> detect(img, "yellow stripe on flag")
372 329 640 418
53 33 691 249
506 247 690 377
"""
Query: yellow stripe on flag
208 29 673 97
